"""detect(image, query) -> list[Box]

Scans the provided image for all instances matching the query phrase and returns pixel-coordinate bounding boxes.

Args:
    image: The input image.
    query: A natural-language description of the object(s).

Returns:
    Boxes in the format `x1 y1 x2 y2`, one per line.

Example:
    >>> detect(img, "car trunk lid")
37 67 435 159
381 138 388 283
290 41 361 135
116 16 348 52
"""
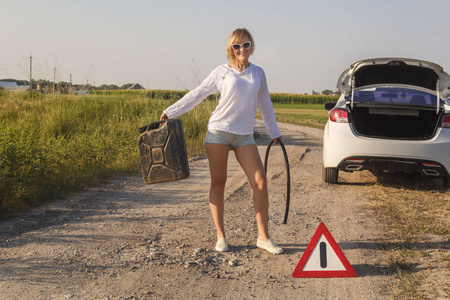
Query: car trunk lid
337 58 450 114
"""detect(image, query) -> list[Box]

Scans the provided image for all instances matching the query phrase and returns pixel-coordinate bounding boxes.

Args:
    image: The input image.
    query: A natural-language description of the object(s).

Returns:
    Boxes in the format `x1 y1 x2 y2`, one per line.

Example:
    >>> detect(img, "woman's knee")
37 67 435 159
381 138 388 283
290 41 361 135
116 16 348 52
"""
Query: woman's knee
253 173 268 192
210 176 227 191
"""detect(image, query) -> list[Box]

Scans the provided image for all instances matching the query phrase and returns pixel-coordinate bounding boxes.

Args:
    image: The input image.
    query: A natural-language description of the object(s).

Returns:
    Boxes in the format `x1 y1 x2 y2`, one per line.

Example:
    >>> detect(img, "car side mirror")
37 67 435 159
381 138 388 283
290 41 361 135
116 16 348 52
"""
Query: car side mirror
324 102 336 111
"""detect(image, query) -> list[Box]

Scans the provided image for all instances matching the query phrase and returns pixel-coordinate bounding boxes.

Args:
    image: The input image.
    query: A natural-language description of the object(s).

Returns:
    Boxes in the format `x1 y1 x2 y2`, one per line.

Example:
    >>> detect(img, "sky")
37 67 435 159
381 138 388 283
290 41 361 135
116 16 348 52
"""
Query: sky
1 0 450 94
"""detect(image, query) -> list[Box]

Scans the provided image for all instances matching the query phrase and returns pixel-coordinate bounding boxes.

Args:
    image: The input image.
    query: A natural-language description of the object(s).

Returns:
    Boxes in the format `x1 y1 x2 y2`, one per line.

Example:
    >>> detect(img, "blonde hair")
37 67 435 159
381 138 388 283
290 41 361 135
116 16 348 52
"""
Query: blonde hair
226 28 255 64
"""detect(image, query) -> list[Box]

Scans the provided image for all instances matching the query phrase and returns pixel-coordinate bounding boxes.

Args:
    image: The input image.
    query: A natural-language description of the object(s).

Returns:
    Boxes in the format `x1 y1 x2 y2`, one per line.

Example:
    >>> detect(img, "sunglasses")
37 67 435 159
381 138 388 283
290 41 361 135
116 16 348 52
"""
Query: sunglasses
232 41 251 51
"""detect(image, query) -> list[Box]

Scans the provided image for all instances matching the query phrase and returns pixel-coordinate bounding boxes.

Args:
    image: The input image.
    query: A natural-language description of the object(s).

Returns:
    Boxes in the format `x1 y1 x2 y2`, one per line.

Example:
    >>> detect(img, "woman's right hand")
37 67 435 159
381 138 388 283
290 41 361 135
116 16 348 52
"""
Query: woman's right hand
160 112 169 121
272 136 282 146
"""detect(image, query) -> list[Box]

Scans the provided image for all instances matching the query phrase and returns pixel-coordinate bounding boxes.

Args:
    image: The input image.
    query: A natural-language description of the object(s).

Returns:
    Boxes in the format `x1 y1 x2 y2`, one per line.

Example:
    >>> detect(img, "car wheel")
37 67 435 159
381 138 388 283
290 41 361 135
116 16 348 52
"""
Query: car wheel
323 167 339 183
443 177 450 190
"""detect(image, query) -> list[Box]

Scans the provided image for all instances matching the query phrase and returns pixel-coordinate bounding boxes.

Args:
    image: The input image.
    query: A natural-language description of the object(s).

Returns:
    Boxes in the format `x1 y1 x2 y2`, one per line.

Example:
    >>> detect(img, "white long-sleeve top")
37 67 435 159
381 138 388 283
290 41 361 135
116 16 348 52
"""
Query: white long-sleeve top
163 63 281 139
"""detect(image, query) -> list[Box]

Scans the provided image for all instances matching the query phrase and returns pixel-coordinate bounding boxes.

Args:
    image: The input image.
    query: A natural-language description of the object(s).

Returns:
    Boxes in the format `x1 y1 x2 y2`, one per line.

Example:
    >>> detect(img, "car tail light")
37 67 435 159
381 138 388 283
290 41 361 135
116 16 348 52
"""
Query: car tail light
329 108 348 123
442 114 450 128
423 162 441 167
345 159 364 163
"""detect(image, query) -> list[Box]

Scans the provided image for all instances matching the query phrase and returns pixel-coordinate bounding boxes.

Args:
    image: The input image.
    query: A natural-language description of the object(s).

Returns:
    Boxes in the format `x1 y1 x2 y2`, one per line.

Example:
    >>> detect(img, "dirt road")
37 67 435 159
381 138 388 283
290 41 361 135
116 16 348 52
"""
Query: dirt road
0 122 392 299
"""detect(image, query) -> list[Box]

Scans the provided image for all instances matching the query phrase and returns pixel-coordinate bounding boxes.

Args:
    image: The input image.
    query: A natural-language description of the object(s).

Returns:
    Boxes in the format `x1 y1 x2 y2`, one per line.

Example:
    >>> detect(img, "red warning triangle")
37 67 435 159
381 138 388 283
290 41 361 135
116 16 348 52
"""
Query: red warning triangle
292 222 357 278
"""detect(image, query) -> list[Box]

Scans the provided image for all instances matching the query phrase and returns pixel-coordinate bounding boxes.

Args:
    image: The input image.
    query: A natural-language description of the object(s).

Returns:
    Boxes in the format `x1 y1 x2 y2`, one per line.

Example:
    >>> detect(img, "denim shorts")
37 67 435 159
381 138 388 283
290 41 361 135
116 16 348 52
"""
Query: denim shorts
204 129 255 148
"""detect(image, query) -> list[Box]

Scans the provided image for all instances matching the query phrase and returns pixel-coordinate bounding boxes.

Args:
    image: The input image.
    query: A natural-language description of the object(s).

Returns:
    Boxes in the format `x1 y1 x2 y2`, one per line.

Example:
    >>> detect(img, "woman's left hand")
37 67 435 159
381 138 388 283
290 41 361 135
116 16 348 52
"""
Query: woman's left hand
273 136 282 145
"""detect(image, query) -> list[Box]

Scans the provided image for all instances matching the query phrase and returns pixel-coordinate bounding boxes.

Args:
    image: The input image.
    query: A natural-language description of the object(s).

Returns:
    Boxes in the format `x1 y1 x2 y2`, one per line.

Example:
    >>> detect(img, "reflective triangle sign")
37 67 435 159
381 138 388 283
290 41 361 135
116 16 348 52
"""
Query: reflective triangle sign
292 222 357 278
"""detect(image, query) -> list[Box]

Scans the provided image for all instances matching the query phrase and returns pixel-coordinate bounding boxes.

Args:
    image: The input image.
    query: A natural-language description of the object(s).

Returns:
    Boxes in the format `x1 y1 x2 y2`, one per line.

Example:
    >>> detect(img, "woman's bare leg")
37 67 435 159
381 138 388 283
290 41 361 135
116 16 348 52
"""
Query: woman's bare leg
234 144 270 241
205 143 230 240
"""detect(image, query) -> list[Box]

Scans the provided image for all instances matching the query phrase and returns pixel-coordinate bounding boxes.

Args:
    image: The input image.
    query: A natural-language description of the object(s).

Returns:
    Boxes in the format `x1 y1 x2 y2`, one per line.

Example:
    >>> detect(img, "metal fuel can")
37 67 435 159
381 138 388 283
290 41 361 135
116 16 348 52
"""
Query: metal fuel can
138 119 190 184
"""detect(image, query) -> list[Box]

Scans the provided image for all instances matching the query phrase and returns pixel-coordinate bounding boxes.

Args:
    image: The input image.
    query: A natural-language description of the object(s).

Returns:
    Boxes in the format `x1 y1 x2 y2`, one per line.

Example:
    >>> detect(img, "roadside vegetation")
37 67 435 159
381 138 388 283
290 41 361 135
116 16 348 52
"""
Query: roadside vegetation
363 173 450 299
267 103 329 129
0 90 214 219
0 90 334 219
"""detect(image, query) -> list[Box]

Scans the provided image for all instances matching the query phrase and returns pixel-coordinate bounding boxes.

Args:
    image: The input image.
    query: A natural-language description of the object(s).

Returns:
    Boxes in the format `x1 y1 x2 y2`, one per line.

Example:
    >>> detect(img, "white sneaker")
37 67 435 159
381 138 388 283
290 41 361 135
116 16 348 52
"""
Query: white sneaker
257 238 284 254
215 237 229 252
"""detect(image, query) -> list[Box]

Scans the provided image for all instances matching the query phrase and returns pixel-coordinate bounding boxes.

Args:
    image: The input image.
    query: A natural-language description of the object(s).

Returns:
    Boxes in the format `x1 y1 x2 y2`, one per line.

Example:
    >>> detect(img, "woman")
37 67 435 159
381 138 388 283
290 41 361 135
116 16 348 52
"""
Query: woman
160 28 283 254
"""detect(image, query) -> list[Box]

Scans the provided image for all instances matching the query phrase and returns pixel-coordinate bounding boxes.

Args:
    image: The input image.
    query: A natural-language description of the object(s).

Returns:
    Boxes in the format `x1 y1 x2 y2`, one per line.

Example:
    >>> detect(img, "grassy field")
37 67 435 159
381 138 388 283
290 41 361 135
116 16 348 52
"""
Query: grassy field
365 174 449 299
270 103 329 129
0 91 214 219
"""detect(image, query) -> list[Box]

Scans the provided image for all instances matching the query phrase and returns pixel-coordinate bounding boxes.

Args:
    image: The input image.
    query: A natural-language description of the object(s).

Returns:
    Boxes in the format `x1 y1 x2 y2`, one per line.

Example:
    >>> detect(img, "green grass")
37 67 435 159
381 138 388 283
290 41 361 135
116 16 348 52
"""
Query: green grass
366 176 450 299
272 103 325 109
0 91 214 219
259 103 329 129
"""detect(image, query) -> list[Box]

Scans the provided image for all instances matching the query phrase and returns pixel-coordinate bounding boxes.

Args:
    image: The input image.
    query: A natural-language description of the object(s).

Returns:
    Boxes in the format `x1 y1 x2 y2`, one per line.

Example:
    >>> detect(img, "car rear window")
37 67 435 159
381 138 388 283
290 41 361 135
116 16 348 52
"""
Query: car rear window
348 88 438 106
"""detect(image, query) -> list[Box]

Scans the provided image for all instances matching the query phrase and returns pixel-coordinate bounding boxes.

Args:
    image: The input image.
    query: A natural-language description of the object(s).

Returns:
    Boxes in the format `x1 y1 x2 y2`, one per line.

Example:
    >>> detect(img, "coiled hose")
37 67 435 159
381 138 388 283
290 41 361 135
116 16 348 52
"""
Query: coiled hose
263 139 291 224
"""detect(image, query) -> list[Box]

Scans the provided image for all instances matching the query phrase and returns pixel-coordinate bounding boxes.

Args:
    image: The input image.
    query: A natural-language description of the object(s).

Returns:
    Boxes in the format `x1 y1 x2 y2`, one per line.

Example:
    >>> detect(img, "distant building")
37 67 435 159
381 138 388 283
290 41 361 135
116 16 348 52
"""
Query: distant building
73 90 89 95
127 83 145 90
0 81 30 91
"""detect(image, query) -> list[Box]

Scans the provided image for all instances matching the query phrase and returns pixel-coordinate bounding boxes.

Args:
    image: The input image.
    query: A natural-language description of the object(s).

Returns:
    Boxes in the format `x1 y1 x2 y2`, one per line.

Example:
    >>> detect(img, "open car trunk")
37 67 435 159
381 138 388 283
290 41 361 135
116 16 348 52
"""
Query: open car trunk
349 103 442 140
336 58 450 140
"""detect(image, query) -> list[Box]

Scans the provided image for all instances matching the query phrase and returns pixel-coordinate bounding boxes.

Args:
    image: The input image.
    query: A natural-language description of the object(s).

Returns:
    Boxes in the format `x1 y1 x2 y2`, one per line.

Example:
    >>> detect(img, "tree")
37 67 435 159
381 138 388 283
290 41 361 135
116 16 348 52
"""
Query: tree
121 83 134 90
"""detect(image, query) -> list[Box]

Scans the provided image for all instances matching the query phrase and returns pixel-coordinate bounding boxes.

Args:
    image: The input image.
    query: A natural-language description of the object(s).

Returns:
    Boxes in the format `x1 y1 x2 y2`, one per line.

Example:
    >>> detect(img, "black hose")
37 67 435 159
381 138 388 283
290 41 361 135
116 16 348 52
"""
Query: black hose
264 139 291 224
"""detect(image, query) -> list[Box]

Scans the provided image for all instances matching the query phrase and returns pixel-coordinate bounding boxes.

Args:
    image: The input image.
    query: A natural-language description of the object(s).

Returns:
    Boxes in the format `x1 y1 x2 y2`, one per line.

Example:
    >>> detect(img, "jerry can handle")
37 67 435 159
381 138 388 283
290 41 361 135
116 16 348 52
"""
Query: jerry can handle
138 120 167 134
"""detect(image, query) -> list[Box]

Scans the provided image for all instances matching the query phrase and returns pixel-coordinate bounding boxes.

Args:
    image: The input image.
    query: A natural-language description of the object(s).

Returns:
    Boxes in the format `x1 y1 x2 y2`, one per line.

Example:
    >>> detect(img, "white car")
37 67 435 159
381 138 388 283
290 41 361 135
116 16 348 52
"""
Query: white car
323 58 450 187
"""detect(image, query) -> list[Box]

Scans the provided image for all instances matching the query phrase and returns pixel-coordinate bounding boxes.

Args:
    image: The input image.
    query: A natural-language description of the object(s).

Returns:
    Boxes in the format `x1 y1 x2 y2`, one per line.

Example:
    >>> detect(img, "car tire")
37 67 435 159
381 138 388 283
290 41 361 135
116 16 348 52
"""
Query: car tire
443 177 450 190
323 167 339 184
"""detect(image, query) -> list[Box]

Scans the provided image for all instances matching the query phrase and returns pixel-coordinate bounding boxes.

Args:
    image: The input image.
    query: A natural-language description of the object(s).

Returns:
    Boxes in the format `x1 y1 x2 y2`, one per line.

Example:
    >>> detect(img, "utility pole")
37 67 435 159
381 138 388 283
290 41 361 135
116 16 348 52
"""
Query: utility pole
53 67 56 94
29 54 33 95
